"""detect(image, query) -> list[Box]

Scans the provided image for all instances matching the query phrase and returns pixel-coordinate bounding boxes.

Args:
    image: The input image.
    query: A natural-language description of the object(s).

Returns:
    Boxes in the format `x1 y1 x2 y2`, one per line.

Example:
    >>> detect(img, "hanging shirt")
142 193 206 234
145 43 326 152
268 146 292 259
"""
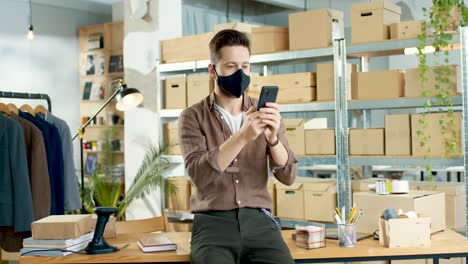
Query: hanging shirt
10 113 50 220
214 102 245 134
19 112 65 215
0 114 34 231
44 113 81 211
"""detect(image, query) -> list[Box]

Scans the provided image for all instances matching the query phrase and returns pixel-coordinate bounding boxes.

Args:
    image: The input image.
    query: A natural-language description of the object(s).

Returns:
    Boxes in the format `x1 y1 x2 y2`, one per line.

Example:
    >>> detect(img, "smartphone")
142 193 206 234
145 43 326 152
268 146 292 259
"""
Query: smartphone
257 86 279 111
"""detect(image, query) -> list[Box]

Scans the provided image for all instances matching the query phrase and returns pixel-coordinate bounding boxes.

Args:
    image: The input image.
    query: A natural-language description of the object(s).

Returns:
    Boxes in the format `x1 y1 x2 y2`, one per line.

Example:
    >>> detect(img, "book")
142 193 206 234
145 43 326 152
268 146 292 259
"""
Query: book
23 232 94 249
109 55 123 73
82 82 93 100
89 82 104 100
20 239 90 256
137 236 177 253
85 54 96 75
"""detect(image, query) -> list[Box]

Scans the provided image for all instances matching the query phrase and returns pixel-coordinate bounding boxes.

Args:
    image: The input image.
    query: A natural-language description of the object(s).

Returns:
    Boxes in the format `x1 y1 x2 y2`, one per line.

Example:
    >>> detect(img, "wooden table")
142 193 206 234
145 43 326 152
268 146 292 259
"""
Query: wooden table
19 230 468 264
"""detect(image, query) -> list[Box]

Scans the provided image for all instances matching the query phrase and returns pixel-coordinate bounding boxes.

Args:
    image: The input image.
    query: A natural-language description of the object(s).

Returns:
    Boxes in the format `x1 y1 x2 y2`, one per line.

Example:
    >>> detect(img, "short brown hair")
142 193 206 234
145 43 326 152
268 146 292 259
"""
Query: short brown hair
209 29 250 63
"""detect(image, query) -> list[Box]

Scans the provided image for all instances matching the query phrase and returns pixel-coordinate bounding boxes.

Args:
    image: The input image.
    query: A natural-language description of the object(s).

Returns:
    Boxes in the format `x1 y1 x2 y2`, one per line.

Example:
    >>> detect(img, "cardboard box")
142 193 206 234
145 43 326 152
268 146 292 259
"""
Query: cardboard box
427 258 466 264
187 75 213 106
165 176 191 210
283 119 305 156
412 182 466 230
351 178 378 192
32 215 92 240
305 129 335 155
289 9 344 50
405 65 461 98
353 191 446 234
390 20 423 39
251 26 288 54
393 261 426 264
352 70 404 100
248 72 316 103
411 113 462 157
267 178 277 215
276 181 304 219
213 22 258 36
161 32 214 63
164 122 182 155
303 179 337 222
164 76 187 109
317 63 357 101
385 114 411 156
91 215 116 239
351 1 401 43
349 129 385 156
379 217 431 248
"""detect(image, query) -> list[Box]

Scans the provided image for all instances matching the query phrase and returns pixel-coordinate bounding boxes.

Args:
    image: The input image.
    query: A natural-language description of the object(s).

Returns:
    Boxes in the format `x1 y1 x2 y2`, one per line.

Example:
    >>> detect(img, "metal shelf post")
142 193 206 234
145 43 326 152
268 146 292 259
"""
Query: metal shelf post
459 25 468 237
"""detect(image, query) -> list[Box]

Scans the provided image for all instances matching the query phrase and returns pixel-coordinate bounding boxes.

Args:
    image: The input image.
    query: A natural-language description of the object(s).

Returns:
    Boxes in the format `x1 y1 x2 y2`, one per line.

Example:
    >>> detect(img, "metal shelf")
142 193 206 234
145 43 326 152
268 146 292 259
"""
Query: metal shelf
158 36 460 72
163 155 184 163
296 156 462 167
160 96 462 118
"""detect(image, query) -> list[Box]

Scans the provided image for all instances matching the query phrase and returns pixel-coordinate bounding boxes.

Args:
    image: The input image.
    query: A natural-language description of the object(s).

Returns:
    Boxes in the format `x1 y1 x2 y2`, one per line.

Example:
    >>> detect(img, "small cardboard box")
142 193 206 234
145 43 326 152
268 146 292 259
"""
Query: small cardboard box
385 114 411 156
161 32 214 63
32 215 92 240
248 72 316 103
164 76 187 109
303 179 337 222
283 119 305 156
353 191 446 234
379 217 431 248
317 63 357 101
91 215 116 239
390 20 423 39
267 178 277 215
305 129 335 155
276 182 304 220
187 75 213 107
289 9 344 50
352 70 404 100
164 122 182 155
165 176 191 211
412 182 466 230
351 178 377 192
351 1 401 43
213 22 258 35
405 65 461 98
251 26 289 54
349 129 385 156
411 113 462 157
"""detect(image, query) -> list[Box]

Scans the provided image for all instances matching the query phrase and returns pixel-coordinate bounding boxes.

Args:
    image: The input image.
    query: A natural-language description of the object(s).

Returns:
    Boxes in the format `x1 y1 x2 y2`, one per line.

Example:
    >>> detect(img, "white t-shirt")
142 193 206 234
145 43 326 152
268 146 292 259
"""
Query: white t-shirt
214 103 245 134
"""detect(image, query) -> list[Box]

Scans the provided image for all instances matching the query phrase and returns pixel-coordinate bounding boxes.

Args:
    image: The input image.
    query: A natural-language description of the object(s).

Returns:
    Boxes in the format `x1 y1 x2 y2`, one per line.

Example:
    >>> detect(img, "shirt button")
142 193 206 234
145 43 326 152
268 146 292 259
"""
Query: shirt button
235 180 239 184
234 158 238 163
220 116 224 119
237 200 241 204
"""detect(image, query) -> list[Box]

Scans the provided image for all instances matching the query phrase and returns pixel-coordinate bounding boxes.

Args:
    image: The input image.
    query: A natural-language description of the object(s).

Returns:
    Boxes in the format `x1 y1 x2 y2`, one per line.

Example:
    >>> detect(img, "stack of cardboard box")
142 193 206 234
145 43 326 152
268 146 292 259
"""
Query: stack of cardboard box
164 75 213 109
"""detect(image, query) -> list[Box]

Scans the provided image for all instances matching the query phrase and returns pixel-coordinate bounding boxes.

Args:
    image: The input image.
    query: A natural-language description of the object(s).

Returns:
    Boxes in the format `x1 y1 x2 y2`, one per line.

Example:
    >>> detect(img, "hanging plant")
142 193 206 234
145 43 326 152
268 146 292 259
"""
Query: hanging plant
415 0 467 179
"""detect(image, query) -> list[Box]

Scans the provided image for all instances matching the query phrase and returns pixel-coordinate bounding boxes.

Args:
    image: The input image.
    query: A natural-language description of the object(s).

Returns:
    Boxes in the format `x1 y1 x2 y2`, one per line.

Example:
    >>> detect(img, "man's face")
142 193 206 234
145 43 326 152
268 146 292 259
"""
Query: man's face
214 45 250 77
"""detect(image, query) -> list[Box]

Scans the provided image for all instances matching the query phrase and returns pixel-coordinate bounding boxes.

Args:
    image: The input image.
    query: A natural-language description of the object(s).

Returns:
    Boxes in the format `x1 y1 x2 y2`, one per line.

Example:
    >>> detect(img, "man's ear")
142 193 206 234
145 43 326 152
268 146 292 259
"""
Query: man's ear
208 63 216 80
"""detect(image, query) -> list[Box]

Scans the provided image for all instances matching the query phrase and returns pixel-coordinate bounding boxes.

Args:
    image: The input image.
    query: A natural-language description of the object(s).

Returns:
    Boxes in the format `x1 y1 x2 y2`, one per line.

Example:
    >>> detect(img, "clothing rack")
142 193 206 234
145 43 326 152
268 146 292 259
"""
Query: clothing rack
0 91 52 112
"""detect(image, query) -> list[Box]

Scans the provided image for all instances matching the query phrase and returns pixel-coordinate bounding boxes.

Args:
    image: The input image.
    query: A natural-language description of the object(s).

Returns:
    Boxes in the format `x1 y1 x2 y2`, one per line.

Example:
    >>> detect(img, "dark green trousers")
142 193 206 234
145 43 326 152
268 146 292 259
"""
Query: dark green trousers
190 208 294 264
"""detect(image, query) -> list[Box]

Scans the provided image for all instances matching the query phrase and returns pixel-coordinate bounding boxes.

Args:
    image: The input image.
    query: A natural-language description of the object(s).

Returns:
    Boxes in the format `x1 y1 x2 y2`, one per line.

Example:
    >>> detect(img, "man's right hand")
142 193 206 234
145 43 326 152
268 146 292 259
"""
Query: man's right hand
239 106 267 143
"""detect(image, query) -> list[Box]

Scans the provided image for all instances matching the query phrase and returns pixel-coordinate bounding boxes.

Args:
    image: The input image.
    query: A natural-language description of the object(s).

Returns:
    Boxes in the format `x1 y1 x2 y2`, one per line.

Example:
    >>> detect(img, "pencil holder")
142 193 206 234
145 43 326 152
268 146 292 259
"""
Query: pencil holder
337 223 357 247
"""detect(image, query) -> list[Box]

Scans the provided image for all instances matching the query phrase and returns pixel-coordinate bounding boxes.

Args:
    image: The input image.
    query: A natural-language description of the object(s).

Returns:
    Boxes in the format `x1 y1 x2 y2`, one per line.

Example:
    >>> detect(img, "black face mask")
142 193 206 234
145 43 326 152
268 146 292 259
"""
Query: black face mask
214 66 250 98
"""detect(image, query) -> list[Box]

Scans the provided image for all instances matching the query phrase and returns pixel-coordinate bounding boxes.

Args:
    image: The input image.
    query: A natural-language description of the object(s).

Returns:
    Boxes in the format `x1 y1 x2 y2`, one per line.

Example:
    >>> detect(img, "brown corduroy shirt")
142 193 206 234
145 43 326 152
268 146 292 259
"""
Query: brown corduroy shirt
178 93 297 213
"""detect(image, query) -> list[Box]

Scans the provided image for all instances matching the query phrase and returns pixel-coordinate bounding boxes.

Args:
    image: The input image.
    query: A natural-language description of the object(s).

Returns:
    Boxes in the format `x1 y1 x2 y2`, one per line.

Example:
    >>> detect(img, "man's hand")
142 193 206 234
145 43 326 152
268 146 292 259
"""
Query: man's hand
259 102 281 144
239 106 267 143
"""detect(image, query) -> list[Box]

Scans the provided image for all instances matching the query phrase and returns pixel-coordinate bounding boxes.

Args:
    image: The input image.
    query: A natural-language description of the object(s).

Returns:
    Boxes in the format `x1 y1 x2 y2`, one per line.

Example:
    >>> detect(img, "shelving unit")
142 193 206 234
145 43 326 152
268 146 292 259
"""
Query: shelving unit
156 32 467 227
78 22 125 178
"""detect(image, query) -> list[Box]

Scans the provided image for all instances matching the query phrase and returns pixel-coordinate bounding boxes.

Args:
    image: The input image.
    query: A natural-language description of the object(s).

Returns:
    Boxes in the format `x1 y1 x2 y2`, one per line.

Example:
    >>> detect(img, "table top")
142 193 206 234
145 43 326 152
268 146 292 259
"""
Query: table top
19 229 468 264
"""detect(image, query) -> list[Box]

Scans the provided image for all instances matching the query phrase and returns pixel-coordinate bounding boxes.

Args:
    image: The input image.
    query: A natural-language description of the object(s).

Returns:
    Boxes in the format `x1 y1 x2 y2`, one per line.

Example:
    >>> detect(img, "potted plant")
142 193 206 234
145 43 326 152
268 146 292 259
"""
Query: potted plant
415 1 468 178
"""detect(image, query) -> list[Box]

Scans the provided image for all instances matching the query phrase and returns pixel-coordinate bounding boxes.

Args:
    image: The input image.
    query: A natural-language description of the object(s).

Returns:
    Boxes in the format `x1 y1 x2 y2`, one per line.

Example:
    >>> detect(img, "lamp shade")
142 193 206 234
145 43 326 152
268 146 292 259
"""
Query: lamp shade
115 87 144 111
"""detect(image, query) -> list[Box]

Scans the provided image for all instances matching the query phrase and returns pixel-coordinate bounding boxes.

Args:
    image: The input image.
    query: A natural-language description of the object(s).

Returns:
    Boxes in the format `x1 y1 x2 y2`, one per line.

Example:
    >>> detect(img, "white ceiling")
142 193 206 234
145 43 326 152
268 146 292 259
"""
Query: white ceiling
30 0 121 15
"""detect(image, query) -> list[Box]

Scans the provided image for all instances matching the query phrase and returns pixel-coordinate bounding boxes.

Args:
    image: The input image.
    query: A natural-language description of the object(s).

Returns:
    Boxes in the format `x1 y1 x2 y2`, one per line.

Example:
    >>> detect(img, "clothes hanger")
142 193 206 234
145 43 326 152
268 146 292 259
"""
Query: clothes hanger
7 103 18 115
20 94 35 116
0 102 10 116
35 104 48 116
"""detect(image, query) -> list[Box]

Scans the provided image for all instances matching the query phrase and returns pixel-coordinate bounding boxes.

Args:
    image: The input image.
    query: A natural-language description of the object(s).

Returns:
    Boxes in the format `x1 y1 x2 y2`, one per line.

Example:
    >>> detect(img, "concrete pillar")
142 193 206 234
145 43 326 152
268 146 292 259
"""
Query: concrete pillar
123 0 182 220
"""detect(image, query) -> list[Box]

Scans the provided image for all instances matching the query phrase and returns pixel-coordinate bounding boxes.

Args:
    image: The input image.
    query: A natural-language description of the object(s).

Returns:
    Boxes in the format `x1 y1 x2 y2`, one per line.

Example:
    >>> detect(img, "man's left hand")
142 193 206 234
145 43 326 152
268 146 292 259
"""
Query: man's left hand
260 102 281 144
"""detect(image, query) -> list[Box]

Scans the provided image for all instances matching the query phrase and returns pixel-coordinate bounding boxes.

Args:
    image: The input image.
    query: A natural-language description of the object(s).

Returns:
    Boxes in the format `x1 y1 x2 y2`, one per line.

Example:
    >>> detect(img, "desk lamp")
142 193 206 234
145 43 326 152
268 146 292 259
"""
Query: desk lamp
72 79 144 213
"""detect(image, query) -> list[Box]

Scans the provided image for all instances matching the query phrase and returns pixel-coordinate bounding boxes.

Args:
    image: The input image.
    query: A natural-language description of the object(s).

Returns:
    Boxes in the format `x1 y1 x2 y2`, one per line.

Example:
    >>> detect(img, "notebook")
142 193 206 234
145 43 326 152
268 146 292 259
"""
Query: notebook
137 236 177 253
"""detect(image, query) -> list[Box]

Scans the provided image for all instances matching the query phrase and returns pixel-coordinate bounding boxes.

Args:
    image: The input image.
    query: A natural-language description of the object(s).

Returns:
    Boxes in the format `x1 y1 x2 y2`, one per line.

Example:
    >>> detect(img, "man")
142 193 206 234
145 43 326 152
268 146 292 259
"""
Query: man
178 29 297 264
